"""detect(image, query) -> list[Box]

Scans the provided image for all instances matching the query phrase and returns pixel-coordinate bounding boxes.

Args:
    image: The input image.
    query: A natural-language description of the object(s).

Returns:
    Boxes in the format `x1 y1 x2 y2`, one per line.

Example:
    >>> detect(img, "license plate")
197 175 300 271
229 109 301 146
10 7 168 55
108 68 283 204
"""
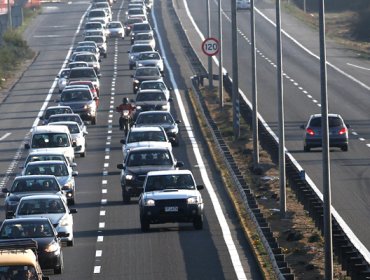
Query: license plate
165 206 178 212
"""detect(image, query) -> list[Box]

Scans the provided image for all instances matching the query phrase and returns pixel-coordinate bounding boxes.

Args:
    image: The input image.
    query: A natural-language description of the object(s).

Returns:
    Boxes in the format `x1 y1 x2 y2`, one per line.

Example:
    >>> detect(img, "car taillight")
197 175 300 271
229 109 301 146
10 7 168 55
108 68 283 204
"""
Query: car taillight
306 128 315 136
339 127 347 135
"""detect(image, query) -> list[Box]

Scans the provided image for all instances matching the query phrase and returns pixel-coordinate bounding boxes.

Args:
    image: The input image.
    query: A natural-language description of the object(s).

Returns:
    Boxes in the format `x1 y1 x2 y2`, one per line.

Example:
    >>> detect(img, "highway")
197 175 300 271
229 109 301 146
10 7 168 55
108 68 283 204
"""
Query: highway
0 0 263 279
181 0 370 254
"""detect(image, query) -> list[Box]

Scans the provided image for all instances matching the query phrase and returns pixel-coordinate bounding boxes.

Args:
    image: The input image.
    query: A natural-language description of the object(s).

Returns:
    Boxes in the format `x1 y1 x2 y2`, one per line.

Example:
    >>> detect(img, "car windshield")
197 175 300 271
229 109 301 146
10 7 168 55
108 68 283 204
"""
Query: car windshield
86 36 104 44
69 68 97 78
10 178 59 193
140 82 166 91
136 113 173 125
127 131 166 143
75 55 96 62
0 221 54 239
61 90 92 102
127 150 172 167
138 53 159 60
132 45 152 53
85 23 102 29
146 174 195 191
135 68 160 76
0 265 38 279
48 115 82 125
24 163 69 177
136 92 166 101
89 11 106 17
108 22 122 28
309 116 343 127
135 34 152 40
128 9 144 15
44 107 72 119
59 70 70 78
133 24 151 32
17 198 66 215
31 133 69 148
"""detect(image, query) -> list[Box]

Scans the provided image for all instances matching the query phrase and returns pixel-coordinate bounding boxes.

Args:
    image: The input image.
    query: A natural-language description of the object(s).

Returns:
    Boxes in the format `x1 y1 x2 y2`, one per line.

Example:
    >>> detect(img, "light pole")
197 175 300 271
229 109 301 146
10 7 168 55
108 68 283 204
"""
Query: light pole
231 0 240 139
7 0 12 29
206 0 213 90
319 0 333 278
218 0 223 108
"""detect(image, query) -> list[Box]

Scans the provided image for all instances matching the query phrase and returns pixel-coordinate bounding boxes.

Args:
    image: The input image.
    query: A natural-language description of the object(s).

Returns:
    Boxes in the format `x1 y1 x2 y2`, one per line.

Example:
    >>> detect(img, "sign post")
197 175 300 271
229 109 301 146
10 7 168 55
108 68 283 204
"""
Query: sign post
202 37 220 57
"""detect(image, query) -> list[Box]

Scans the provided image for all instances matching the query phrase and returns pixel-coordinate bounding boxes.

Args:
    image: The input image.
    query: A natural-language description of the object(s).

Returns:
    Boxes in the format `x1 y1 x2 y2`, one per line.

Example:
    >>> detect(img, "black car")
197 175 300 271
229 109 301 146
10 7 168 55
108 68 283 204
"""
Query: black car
300 113 349 152
134 111 181 146
2 175 65 219
0 217 65 274
117 147 184 203
139 170 204 232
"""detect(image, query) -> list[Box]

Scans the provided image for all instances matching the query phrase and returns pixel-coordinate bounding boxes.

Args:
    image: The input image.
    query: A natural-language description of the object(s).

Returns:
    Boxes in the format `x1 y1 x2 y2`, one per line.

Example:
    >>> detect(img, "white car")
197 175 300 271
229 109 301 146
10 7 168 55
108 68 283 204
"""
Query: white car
22 151 78 170
139 170 204 231
56 68 71 93
132 32 156 49
14 194 77 246
138 80 171 100
48 121 87 157
236 0 250 10
135 51 164 73
120 126 172 159
25 125 76 164
106 21 125 39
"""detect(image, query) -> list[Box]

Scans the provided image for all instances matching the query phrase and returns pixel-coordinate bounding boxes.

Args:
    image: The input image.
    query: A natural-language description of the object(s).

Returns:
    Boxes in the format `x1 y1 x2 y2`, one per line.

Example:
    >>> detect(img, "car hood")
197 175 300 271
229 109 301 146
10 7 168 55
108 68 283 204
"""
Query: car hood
143 189 200 200
137 59 160 66
16 213 66 225
135 100 167 106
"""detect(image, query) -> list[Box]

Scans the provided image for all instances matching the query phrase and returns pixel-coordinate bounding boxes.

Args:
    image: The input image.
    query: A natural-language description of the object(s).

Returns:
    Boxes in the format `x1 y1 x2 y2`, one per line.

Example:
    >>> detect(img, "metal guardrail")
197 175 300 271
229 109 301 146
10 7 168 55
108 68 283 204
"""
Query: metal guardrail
170 0 370 278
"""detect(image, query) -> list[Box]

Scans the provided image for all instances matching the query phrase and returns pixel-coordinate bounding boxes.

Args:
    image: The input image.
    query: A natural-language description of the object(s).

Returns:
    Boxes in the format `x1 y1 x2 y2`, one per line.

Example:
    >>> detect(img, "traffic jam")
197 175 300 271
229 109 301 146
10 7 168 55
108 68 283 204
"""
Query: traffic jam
0 0 205 278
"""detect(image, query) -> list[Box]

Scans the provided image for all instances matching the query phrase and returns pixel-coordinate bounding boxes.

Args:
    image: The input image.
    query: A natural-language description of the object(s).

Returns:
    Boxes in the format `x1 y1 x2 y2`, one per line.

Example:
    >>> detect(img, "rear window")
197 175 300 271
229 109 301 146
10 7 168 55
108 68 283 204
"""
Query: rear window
61 90 92 102
44 107 72 119
132 24 151 32
69 68 97 78
309 116 343 127
89 10 106 17
31 133 70 148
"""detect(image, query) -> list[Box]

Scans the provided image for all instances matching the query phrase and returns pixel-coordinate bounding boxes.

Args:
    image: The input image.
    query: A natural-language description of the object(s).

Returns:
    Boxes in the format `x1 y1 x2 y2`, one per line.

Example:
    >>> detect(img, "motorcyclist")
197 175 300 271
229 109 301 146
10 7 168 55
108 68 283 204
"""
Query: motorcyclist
116 97 136 132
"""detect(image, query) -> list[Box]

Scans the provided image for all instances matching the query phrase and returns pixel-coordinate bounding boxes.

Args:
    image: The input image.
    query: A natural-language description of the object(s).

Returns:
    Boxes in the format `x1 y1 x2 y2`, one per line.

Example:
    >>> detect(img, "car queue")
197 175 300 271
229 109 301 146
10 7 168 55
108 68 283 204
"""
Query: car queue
0 0 203 277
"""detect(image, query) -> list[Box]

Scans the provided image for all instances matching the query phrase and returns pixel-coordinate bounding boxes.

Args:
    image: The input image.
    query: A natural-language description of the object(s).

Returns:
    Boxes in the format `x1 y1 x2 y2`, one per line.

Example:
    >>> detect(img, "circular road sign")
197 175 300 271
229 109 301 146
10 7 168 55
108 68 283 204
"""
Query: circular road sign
202 37 220 56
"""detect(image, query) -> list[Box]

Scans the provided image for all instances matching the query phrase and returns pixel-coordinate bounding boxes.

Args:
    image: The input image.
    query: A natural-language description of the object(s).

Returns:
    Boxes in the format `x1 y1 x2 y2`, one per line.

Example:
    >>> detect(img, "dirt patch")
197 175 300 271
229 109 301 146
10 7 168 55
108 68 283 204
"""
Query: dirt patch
192 87 350 279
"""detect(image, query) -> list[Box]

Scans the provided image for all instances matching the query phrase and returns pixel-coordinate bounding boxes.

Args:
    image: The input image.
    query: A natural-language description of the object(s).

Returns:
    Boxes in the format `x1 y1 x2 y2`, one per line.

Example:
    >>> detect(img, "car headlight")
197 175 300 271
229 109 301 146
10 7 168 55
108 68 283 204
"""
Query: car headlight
133 80 140 84
161 104 168 110
144 199 155 206
45 241 59 253
59 216 70 227
137 63 143 67
125 174 134 180
130 55 135 60
84 104 93 110
136 105 142 110
187 197 200 204
167 126 178 134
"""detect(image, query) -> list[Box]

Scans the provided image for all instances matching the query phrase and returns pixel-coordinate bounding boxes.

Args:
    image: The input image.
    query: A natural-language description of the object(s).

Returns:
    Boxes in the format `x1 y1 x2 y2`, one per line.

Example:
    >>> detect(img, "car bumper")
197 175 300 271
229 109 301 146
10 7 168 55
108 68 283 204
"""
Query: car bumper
38 249 63 270
122 180 145 197
305 137 348 148
141 203 203 224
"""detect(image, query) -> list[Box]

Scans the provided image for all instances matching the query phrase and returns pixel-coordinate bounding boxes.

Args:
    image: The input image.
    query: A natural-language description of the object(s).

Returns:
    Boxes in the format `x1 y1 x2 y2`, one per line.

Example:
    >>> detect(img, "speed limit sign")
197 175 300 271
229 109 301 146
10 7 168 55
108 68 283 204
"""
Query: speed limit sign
202 37 220 56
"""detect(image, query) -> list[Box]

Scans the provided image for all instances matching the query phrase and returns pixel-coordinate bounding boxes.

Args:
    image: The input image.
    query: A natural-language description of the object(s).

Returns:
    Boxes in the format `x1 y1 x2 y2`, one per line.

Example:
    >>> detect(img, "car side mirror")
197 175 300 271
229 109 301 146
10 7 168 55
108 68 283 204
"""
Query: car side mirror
300 124 305 129
346 123 350 128
127 50 130 53
175 120 181 124
99 59 102 62
42 276 50 280
72 142 77 147
98 74 102 78
39 116 44 120
131 74 134 78
83 132 88 136
196 185 204 190
120 139 126 144
175 161 184 168
168 97 173 102
6 211 14 218
117 163 125 169
72 171 79 176
161 73 165 77
2 188 9 193
56 75 60 78
24 143 30 149
58 232 70 238
69 208 78 214
71 162 77 168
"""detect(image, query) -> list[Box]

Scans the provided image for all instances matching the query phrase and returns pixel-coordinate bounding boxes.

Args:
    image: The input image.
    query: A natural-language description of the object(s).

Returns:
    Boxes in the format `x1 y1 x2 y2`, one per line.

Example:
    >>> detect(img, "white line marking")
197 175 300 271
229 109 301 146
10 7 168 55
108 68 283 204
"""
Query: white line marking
93 266 101 273
99 222 105 228
100 210 106 216
156 4 247 279
96 250 102 257
97 236 104 242
0 133 11 141
347 63 370 71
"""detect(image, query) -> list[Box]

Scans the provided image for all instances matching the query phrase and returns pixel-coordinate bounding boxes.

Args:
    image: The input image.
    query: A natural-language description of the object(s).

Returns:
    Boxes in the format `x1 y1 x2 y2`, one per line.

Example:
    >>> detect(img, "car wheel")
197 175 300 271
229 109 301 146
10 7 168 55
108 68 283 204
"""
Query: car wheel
193 215 203 230
122 189 131 204
129 64 133 70
140 218 150 232
91 116 97 125
69 197 75 206
80 151 86 157
54 252 64 274
341 145 348 152
67 239 74 247
104 53 107 58
304 145 310 152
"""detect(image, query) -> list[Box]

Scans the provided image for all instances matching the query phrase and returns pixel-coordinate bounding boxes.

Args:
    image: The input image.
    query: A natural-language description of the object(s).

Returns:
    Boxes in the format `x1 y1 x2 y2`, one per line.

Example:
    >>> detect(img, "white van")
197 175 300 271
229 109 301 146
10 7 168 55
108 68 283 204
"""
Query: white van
24 126 76 163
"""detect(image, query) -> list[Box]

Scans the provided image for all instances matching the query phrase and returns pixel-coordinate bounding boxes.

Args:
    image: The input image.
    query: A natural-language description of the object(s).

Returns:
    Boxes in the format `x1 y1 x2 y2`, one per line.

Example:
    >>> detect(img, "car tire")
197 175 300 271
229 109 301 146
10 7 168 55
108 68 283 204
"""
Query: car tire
104 53 107 58
122 189 131 204
129 64 133 70
80 151 86 157
91 116 97 125
54 252 64 274
304 145 310 152
69 197 75 206
140 218 150 232
67 239 74 247
341 145 348 152
193 215 203 230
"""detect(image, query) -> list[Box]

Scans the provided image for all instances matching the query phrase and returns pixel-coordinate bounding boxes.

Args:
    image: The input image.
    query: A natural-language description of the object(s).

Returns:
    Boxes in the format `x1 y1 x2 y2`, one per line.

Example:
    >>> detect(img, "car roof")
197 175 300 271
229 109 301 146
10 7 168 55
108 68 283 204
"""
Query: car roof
127 146 171 153
25 160 66 166
48 121 80 126
129 126 163 132
14 175 58 180
310 113 341 118
45 105 72 110
19 194 63 201
137 110 171 116
27 150 66 156
31 125 70 134
137 89 164 94
3 217 50 223
147 170 193 176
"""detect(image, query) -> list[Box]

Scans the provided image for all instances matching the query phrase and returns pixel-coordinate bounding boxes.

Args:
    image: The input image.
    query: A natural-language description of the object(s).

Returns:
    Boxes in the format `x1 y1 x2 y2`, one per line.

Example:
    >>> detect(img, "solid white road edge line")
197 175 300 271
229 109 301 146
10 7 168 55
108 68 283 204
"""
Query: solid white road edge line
152 3 248 280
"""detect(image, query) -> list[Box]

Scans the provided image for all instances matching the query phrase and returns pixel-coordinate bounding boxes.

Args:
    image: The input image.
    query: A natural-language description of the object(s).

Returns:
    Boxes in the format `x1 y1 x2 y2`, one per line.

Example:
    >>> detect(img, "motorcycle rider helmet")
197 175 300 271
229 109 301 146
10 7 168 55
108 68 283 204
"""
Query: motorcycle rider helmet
122 97 129 104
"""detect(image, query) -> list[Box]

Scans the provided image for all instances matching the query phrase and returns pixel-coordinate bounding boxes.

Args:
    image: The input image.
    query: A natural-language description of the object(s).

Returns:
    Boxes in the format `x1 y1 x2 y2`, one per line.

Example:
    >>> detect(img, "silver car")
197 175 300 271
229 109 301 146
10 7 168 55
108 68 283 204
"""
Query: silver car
14 194 77 246
138 80 171 100
56 68 71 93
300 113 349 152
135 51 164 73
106 21 125 39
22 160 78 205
132 32 155 49
128 43 155 70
